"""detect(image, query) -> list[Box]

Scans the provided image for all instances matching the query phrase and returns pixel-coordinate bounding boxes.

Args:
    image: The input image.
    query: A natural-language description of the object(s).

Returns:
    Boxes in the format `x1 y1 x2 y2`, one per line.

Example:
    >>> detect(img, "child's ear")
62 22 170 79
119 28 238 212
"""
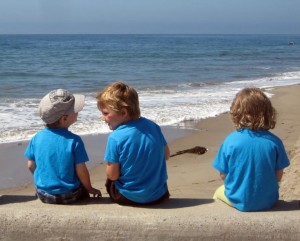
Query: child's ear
120 108 128 117
59 115 68 123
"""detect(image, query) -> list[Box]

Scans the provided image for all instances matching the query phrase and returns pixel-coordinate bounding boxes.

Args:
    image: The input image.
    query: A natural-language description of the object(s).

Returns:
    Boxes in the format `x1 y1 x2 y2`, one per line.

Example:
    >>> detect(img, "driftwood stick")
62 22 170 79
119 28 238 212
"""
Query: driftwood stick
170 146 207 157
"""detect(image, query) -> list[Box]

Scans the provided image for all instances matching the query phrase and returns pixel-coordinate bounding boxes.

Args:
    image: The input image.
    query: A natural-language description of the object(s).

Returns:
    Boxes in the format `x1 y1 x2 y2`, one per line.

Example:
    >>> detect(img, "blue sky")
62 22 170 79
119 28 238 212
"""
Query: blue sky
0 0 299 34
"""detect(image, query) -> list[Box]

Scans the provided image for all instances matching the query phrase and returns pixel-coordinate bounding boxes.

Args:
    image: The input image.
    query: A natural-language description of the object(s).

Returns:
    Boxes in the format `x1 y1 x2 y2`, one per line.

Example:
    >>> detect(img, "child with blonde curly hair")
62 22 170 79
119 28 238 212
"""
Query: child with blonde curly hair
212 87 290 211
97 82 170 205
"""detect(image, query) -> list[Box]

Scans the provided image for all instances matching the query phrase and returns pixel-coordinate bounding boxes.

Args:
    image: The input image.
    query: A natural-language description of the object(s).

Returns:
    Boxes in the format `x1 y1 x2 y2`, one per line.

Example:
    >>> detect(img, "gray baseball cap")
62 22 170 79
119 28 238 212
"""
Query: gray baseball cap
38 89 85 124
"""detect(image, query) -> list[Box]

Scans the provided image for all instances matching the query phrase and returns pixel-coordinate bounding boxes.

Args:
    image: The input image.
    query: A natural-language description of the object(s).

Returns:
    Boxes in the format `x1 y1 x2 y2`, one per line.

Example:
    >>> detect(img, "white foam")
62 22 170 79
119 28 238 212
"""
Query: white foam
1 72 300 144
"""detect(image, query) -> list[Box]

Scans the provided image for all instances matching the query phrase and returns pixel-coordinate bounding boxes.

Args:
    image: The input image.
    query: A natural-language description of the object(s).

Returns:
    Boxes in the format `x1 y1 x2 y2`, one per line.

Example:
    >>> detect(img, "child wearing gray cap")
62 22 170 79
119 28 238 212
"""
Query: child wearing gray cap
25 89 101 204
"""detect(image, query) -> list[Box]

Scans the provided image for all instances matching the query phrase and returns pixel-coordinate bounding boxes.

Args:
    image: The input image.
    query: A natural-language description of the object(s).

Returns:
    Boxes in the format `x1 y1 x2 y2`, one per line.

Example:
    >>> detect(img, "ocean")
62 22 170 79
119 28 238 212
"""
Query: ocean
1 34 300 144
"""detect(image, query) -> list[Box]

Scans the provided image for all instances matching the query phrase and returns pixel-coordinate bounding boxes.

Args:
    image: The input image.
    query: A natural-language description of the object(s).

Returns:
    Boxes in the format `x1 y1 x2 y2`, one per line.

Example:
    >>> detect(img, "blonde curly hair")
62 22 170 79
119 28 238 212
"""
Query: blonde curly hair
230 87 277 130
96 81 141 120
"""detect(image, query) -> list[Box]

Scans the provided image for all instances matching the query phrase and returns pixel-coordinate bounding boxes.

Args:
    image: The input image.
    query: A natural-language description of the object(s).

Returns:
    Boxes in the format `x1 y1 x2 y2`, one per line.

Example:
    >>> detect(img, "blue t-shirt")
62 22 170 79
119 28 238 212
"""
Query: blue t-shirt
104 117 168 203
213 128 290 211
24 128 89 194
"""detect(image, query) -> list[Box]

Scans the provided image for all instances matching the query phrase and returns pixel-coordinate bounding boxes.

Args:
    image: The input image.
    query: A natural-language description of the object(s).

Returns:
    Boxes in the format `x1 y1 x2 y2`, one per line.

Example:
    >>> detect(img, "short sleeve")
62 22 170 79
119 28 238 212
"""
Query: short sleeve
104 136 119 164
212 143 229 174
276 140 290 170
24 138 35 161
74 137 89 164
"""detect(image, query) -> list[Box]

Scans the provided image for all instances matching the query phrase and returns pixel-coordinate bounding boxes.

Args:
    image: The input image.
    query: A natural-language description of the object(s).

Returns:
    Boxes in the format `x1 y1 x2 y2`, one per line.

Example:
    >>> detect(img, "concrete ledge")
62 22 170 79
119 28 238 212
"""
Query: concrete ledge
0 197 299 241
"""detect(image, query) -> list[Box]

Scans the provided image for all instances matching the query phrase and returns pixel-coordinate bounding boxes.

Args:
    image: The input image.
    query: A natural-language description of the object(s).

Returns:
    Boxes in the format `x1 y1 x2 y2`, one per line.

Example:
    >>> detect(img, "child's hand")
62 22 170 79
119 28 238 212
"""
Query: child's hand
89 187 102 198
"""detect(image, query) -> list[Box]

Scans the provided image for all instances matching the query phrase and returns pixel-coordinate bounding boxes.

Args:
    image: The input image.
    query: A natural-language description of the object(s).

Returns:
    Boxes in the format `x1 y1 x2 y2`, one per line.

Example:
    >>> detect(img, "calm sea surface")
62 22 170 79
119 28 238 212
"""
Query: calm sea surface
1 34 300 143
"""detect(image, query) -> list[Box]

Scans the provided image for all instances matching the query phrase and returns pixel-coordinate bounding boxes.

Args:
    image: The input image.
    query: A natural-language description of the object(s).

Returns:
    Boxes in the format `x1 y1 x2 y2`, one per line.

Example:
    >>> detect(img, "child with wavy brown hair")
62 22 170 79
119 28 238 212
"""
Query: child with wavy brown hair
212 87 290 211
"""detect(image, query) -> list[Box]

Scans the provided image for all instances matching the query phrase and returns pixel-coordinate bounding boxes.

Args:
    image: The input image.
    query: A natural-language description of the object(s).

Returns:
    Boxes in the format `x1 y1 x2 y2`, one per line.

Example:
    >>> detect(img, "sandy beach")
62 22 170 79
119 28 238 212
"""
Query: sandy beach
0 85 299 241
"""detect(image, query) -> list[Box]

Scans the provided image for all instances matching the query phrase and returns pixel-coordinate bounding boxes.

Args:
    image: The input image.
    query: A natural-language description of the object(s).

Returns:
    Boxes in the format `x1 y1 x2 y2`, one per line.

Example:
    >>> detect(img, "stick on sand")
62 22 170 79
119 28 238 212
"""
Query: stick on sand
170 146 207 157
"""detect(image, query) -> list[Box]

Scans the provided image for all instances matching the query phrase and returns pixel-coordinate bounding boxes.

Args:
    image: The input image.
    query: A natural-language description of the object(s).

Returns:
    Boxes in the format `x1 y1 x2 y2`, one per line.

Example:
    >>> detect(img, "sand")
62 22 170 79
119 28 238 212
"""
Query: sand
0 85 299 241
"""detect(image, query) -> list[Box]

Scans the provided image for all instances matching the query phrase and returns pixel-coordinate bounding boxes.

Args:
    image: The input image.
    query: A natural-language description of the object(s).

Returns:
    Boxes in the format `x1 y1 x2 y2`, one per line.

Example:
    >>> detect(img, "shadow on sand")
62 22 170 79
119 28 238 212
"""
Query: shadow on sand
270 200 300 212
0 195 37 205
2 195 298 211
75 196 213 209
148 198 214 209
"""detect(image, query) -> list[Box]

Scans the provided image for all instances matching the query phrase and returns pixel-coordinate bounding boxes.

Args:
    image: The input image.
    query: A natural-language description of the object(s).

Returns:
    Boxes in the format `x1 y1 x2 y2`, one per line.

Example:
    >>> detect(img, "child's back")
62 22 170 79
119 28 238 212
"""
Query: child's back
25 89 101 204
27 128 87 195
214 128 289 211
106 116 168 203
97 82 170 205
212 87 290 211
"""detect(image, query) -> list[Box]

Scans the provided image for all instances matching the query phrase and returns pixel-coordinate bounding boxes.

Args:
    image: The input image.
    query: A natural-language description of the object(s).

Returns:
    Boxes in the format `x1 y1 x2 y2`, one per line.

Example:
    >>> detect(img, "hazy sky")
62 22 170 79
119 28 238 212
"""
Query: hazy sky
0 0 299 34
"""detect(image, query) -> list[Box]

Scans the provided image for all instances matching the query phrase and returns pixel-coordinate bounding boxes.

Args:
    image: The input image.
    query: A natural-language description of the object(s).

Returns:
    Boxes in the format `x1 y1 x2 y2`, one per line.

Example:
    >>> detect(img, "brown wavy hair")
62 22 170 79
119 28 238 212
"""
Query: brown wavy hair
230 87 277 130
96 81 141 120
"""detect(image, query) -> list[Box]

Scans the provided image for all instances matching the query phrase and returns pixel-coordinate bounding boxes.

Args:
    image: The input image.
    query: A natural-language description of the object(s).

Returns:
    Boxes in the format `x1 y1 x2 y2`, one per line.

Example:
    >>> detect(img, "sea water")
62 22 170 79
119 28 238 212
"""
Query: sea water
1 34 300 144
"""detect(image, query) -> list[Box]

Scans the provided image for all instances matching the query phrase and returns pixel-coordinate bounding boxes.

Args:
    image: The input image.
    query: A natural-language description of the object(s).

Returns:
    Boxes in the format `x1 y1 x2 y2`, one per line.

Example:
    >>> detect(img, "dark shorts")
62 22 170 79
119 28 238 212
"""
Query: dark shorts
106 179 170 206
36 186 90 204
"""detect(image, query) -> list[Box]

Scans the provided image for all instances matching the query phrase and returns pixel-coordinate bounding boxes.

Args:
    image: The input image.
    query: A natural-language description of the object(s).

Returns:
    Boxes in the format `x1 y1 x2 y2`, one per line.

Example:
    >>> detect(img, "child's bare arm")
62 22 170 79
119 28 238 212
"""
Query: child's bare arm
27 160 36 174
165 144 170 160
106 162 120 181
76 163 102 197
276 170 284 182
220 172 226 180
